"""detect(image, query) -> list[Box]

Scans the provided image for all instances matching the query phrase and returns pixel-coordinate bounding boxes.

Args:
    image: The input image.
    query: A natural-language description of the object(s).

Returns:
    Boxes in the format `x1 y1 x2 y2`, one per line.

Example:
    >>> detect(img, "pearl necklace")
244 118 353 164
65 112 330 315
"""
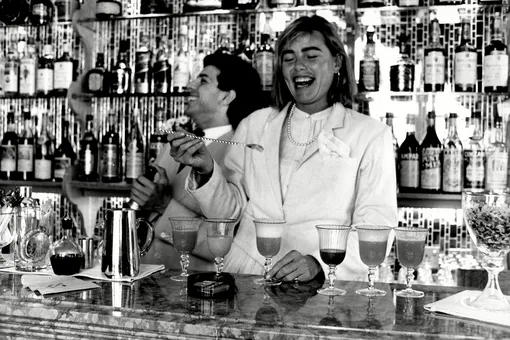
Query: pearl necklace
286 103 325 147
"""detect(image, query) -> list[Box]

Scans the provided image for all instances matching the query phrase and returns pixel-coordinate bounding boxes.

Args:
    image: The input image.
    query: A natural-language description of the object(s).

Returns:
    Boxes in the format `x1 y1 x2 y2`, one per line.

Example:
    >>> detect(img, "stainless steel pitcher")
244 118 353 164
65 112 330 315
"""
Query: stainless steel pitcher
101 208 154 279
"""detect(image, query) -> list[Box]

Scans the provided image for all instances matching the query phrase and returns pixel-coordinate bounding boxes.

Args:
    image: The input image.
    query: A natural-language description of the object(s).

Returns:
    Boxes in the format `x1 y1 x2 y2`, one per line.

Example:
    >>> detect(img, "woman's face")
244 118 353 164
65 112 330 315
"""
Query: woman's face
281 30 339 114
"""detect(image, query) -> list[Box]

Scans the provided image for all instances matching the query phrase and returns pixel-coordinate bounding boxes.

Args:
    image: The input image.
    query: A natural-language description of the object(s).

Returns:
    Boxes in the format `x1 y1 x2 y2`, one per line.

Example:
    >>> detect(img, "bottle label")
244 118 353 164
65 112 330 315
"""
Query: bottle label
463 149 485 189
54 156 71 179
173 55 190 89
88 73 103 92
148 142 165 165
424 51 445 86
102 144 118 177
1 145 16 171
4 62 19 93
486 151 508 191
19 59 36 95
191 53 205 80
32 3 48 16
484 53 509 88
96 1 121 15
399 0 419 5
35 159 52 180
135 52 150 94
420 147 441 190
54 61 73 90
83 149 95 175
126 146 144 180
37 68 54 92
442 149 462 192
399 153 419 188
270 0 294 5
153 61 169 93
17 144 33 172
255 51 274 89
454 52 477 86
360 60 378 91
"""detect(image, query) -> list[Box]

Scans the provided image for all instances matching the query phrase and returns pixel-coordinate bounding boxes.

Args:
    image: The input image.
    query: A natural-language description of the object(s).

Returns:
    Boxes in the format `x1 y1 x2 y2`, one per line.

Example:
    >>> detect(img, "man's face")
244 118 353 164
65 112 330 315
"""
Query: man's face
185 65 225 125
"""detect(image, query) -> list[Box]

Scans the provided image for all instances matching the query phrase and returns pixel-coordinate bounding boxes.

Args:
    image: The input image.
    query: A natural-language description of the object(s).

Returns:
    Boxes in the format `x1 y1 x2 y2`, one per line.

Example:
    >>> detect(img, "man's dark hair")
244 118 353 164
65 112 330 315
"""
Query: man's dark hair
203 53 263 129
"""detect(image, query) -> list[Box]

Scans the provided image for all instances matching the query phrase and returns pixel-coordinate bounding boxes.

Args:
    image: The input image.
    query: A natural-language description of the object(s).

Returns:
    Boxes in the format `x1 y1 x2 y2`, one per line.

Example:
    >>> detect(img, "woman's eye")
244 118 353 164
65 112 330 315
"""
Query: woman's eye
307 55 318 60
283 56 295 63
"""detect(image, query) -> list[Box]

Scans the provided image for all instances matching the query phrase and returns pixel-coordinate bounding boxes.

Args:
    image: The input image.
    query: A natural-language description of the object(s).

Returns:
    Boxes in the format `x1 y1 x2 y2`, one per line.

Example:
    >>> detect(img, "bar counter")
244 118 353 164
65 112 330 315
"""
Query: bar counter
0 270 509 340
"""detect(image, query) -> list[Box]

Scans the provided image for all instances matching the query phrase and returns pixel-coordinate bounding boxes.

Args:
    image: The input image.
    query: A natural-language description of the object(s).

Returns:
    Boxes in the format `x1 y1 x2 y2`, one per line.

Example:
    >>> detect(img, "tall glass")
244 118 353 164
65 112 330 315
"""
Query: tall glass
462 191 510 312
254 219 285 286
394 227 427 298
204 218 236 278
169 217 201 282
356 225 392 297
316 225 351 296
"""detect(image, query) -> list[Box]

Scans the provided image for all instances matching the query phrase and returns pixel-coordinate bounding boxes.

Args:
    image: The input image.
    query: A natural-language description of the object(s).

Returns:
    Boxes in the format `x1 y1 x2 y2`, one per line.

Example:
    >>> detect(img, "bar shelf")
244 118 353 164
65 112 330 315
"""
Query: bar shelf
0 180 62 194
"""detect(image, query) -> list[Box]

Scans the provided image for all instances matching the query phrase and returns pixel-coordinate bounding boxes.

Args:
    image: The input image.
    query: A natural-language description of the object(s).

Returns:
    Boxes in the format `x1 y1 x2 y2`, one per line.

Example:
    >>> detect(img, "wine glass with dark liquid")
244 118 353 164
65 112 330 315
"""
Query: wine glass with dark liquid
169 217 201 281
316 225 351 296
356 225 392 297
254 220 286 286
394 227 427 298
204 218 236 278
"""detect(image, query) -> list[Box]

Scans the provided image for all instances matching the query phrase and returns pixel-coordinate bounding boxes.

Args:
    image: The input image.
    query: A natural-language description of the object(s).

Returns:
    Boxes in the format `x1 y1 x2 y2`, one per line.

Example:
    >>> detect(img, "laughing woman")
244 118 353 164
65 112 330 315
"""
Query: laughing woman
167 15 398 282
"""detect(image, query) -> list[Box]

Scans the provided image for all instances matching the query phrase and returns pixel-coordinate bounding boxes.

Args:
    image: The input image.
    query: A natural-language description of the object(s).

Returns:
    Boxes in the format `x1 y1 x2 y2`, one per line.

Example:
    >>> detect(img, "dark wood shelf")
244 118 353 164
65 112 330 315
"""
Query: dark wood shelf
69 181 131 197
397 192 461 209
0 180 62 194
71 92 191 100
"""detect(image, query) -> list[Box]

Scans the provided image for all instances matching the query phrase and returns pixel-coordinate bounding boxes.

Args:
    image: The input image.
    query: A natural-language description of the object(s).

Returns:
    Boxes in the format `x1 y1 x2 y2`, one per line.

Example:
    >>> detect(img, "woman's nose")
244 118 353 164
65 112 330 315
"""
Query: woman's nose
294 57 308 70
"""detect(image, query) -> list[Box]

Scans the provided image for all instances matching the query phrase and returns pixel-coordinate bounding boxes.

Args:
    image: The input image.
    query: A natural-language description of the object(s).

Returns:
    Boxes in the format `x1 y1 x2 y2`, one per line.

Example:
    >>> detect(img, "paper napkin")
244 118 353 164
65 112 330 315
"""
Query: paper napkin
424 290 510 327
76 264 165 283
21 275 99 297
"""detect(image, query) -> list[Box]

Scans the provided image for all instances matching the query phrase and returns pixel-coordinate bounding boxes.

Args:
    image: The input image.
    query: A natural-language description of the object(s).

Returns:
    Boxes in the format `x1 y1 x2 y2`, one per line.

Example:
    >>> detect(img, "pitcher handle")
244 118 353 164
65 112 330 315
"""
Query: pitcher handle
136 218 154 257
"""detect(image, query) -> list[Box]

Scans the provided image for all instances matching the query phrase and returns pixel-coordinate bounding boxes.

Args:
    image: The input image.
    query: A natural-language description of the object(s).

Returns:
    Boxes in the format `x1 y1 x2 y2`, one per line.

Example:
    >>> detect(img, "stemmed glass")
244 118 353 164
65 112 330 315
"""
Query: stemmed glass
169 217 201 281
462 191 510 312
356 225 392 297
253 219 285 286
394 227 427 298
204 218 236 278
316 225 351 296
0 210 14 262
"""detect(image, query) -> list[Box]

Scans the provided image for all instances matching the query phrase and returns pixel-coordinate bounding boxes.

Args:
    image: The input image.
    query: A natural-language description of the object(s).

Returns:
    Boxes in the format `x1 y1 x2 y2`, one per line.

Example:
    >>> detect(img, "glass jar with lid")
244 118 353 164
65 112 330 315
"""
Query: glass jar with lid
49 215 84 275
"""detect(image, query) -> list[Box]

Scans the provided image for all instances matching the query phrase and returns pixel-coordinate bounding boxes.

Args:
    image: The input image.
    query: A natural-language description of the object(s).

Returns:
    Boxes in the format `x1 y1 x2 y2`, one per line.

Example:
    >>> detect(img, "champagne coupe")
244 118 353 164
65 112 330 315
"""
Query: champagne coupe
356 225 392 297
394 227 427 298
169 217 201 281
254 219 286 286
316 225 351 296
0 210 14 262
204 218 236 278
462 191 510 312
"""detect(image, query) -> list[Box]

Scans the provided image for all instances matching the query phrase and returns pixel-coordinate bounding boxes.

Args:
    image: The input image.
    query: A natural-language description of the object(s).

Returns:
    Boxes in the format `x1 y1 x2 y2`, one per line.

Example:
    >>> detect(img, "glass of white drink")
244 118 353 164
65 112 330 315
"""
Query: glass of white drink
204 218 236 278
254 219 286 286
169 217 202 282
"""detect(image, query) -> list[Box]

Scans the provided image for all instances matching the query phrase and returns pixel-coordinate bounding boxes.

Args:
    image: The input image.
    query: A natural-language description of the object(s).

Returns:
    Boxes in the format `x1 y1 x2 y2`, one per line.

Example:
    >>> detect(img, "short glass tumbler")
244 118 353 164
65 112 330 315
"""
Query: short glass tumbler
204 218 236 278
394 227 427 298
316 225 351 296
355 225 392 297
169 217 201 282
254 219 286 286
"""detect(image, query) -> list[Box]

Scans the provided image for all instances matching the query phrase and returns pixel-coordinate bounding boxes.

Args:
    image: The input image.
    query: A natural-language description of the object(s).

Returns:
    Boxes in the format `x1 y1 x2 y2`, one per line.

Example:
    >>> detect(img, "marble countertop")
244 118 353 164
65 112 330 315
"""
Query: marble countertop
0 270 509 340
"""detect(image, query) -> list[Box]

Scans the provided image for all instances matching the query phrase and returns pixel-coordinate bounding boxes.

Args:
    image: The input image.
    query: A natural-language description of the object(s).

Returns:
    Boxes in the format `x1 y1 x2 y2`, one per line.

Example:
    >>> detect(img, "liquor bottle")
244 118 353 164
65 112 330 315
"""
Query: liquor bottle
0 0 29 25
17 107 34 181
173 24 191 93
95 0 121 19
29 0 54 25
254 33 274 92
19 41 36 96
424 16 446 92
53 43 74 94
0 108 17 180
420 110 442 192
390 34 414 92
77 114 99 182
34 110 54 181
37 44 54 95
215 24 233 55
85 53 106 95
485 115 508 192
385 112 399 185
148 106 166 166
484 13 508 93
101 110 121 183
463 111 485 190
4 43 19 95
442 113 463 193
110 40 132 94
398 114 420 192
125 108 145 183
454 18 477 92
358 27 380 93
134 34 152 94
54 0 74 22
267 0 296 8
153 36 171 94
235 30 255 64
53 119 76 182
358 0 385 8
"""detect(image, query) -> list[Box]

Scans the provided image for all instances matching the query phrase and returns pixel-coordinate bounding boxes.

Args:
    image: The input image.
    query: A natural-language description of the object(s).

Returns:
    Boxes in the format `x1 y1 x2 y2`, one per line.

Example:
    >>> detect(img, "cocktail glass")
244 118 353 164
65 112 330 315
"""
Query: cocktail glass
204 218 236 278
316 225 351 296
169 217 201 282
355 225 392 297
394 227 427 298
462 191 510 312
0 210 14 262
254 219 285 286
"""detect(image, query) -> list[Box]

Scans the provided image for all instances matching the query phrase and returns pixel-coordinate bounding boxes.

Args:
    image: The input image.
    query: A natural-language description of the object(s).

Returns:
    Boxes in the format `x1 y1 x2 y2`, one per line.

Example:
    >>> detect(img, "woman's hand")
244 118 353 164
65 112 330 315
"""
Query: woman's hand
129 165 171 212
167 127 214 175
266 250 322 282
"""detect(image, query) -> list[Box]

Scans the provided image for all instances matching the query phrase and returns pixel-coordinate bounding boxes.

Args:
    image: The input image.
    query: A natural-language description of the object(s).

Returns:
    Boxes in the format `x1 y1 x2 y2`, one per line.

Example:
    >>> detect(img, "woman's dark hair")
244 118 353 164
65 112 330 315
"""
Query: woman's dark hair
203 53 263 129
272 15 356 111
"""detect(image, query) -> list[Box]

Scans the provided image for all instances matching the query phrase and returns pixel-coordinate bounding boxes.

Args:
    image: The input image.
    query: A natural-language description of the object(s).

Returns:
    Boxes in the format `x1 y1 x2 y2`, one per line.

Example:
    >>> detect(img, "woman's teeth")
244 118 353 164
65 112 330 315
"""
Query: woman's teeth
294 77 314 88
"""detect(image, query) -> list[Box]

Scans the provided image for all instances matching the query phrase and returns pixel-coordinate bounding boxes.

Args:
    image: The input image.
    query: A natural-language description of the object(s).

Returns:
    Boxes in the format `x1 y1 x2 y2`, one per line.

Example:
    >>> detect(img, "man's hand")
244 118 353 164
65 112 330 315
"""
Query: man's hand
129 165 171 212
167 127 214 175
266 250 322 282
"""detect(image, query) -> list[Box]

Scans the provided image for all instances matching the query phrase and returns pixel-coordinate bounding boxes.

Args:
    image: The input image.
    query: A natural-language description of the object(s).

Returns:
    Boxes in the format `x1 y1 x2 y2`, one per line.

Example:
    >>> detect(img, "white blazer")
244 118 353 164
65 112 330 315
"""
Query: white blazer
187 103 398 281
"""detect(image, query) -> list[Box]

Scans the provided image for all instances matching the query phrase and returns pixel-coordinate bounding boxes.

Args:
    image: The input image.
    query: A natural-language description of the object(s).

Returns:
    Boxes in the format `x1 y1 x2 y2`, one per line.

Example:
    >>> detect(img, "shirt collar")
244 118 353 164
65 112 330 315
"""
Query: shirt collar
203 125 233 145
